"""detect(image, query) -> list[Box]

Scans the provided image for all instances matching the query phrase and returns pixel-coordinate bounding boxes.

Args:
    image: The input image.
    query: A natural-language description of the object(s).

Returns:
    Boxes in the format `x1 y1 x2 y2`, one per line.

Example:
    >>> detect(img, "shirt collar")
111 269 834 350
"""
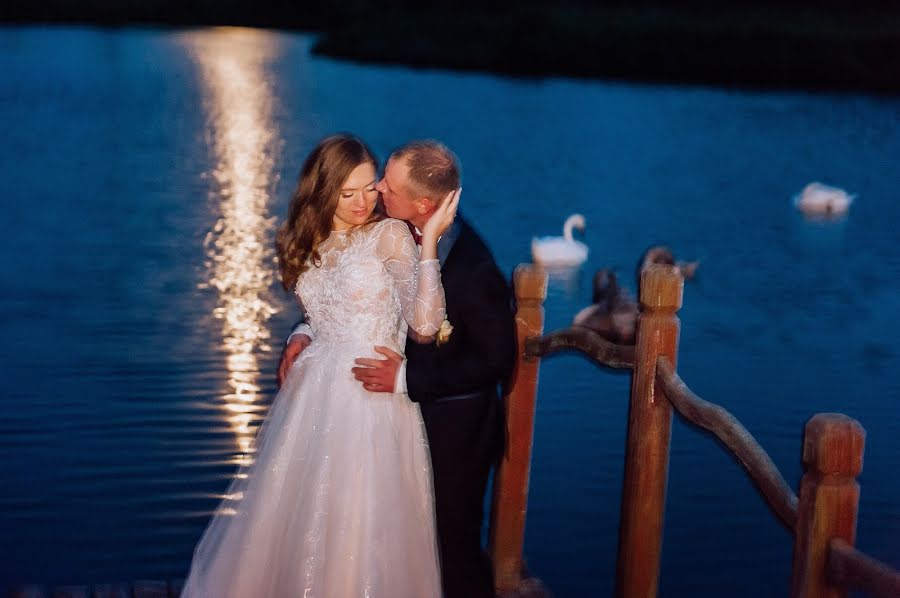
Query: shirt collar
437 218 461 267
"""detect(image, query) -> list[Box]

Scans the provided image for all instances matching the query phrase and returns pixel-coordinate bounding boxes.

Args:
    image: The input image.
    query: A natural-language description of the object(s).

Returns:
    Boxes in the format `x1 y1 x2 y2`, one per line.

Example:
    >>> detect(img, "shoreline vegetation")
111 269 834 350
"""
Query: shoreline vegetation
4 1 900 94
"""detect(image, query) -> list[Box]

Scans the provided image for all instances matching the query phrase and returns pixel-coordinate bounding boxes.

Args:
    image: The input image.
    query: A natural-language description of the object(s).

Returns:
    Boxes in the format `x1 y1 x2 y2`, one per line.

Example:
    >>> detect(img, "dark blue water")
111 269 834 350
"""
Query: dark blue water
1 26 898 596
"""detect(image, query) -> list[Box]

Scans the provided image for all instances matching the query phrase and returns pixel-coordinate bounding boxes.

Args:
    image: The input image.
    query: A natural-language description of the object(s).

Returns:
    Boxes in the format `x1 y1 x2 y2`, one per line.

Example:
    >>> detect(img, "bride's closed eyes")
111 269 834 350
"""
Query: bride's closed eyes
341 184 377 199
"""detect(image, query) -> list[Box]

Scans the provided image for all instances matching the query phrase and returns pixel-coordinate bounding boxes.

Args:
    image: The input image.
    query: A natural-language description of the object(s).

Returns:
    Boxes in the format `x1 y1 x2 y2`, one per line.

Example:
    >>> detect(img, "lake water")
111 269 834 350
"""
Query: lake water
1 25 898 596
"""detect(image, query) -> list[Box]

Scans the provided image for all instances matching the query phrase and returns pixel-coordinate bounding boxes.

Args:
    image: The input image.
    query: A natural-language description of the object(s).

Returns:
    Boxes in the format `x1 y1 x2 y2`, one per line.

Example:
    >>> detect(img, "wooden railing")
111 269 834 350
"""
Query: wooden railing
488 263 900 597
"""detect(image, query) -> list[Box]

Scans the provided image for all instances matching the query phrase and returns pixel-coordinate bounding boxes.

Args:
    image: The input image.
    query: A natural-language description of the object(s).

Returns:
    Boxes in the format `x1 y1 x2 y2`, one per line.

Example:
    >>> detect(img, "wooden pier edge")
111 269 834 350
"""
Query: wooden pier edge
489 264 548 594
9 578 184 598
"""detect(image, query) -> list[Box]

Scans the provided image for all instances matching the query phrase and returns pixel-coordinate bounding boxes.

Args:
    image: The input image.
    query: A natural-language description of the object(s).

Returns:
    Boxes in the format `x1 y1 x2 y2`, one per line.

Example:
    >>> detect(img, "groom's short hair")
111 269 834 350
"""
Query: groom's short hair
391 141 460 204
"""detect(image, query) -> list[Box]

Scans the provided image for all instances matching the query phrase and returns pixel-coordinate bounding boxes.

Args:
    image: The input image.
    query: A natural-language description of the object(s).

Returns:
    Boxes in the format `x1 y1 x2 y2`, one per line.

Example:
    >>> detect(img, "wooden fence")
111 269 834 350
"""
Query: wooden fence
488 263 900 597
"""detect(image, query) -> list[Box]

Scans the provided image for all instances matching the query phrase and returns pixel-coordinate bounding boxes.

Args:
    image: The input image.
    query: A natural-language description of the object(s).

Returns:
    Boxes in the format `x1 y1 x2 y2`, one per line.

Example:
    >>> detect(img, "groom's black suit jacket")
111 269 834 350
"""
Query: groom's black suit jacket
405 216 516 406
404 216 516 598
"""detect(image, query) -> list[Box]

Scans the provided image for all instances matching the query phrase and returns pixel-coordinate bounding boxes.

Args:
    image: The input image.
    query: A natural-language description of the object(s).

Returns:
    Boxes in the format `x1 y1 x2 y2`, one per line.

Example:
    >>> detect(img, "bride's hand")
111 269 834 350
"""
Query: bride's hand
421 187 461 244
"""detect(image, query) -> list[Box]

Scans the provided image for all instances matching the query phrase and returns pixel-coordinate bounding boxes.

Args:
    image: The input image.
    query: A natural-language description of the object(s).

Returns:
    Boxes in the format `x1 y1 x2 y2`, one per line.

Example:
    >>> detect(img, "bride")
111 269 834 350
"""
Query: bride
181 134 459 597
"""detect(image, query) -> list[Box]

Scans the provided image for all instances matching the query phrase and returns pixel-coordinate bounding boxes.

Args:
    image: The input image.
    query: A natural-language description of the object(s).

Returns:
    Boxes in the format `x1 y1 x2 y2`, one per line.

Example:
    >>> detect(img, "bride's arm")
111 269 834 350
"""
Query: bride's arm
287 299 314 343
277 298 313 386
377 219 446 338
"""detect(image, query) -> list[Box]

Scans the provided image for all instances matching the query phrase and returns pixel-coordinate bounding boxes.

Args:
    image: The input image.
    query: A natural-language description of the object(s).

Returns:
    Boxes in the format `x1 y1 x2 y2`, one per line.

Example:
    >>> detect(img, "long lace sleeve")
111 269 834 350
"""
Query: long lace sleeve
376 219 446 336
288 298 314 343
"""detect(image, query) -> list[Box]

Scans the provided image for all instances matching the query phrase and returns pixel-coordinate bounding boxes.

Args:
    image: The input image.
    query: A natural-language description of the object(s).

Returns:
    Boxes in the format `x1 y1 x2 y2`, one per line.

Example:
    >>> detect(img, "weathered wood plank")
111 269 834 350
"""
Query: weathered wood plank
496 576 553 598
9 586 48 598
52 587 88 598
132 581 167 598
166 579 184 598
91 583 129 598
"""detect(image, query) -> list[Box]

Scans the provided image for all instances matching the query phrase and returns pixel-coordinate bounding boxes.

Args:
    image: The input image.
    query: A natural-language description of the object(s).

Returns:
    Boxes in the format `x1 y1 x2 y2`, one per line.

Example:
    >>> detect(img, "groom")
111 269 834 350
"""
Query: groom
279 140 516 598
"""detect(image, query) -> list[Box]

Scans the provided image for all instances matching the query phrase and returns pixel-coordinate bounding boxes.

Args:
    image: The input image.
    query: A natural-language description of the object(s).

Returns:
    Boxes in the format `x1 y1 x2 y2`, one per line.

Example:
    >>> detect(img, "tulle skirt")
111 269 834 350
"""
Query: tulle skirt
181 340 442 597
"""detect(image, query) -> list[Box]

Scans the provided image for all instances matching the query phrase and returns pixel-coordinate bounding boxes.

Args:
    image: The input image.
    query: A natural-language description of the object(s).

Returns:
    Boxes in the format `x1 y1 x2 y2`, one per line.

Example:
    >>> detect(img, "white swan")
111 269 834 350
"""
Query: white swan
794 182 855 217
531 214 589 267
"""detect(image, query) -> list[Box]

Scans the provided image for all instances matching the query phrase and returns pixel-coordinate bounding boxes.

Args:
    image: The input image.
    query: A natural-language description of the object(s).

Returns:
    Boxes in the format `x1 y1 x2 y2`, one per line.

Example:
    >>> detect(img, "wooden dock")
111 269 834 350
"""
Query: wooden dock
10 580 183 598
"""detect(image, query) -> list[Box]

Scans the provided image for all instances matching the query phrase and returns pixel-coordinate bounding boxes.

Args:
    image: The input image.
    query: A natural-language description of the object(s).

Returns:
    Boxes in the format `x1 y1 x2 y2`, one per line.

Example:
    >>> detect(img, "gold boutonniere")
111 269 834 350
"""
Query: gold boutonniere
436 319 454 346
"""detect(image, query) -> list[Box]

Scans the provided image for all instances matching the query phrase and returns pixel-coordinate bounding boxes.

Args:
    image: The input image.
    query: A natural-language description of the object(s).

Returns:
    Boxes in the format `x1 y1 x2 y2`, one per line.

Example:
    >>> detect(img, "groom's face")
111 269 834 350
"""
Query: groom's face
376 157 419 222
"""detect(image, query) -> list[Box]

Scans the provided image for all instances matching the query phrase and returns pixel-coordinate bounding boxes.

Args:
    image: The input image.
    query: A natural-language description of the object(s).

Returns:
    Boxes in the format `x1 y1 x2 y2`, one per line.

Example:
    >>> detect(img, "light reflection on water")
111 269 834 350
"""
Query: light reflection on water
183 28 283 466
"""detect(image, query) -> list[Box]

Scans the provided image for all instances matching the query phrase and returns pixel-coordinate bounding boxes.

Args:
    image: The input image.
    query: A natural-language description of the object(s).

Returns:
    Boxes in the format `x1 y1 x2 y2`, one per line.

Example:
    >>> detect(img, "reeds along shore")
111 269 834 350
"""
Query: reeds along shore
4 1 900 93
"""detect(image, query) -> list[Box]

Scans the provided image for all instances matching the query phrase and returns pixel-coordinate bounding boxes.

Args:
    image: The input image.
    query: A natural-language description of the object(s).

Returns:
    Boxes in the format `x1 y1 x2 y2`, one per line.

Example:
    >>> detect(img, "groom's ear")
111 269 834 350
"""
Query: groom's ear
416 197 436 214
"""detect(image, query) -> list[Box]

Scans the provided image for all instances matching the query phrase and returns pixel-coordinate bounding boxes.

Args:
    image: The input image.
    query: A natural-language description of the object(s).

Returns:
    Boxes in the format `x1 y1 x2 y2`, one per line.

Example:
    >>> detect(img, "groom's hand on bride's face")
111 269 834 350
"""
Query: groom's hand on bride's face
277 334 312 387
352 346 402 393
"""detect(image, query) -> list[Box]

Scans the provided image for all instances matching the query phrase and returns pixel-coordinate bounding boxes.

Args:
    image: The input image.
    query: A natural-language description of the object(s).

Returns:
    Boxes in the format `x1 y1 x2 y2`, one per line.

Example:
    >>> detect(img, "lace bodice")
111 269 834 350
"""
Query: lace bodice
294 218 445 349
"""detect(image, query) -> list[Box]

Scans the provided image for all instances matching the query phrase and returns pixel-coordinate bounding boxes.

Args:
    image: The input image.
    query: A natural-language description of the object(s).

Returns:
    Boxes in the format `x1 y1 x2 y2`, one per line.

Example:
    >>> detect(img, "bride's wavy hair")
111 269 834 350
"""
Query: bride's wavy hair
277 134 381 291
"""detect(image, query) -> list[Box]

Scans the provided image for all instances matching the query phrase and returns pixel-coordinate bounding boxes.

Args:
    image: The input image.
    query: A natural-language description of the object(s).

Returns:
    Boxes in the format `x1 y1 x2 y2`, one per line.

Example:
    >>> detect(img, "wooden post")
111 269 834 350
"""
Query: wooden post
615 265 683 598
490 264 548 592
790 413 865 598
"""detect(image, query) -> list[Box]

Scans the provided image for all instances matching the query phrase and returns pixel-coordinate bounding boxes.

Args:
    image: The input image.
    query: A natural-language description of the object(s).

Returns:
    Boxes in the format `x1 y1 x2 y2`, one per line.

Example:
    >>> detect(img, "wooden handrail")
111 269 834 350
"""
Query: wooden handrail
491 262 900 598
827 538 900 597
524 327 635 369
655 356 799 531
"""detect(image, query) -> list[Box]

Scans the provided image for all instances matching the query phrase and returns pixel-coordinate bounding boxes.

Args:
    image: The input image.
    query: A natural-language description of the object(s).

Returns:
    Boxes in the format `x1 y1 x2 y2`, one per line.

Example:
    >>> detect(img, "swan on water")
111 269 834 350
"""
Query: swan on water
794 182 854 217
532 214 589 267
572 246 700 345
638 246 699 285
573 269 639 344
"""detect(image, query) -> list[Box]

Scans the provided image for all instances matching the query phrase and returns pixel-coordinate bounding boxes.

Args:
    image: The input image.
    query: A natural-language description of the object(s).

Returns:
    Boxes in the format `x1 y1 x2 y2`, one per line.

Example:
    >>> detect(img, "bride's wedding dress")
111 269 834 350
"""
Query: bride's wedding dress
182 218 444 597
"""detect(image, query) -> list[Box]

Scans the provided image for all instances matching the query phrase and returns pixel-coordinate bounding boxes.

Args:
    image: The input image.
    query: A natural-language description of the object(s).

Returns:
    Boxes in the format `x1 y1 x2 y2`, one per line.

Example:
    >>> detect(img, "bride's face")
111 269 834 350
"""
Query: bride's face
332 162 378 231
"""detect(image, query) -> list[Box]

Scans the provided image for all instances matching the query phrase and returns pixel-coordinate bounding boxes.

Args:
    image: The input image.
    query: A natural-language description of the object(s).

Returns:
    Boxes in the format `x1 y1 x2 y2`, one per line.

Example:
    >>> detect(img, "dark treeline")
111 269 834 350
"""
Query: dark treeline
4 0 900 93
4 0 896 26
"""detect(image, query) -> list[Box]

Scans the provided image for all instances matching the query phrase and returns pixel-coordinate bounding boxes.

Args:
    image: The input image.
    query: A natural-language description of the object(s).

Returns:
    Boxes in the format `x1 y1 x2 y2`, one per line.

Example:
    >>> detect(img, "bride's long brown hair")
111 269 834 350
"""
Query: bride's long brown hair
276 135 380 291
